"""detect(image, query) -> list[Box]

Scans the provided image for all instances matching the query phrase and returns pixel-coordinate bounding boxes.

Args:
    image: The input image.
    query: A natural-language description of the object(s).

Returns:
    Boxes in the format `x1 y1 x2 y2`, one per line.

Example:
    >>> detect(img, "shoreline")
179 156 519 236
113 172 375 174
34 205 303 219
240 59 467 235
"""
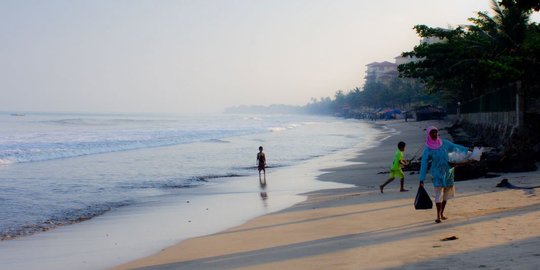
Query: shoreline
0 118 381 270
113 120 540 270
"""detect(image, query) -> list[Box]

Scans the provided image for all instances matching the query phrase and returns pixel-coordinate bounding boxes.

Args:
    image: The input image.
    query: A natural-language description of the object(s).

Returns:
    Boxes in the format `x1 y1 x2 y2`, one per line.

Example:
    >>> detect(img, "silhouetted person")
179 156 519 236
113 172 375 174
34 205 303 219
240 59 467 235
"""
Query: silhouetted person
257 146 266 182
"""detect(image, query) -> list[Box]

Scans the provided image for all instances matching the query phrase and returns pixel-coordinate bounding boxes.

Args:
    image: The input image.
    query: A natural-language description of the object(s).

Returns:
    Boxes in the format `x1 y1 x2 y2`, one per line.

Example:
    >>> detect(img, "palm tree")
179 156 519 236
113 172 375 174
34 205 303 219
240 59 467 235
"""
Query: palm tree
472 0 530 53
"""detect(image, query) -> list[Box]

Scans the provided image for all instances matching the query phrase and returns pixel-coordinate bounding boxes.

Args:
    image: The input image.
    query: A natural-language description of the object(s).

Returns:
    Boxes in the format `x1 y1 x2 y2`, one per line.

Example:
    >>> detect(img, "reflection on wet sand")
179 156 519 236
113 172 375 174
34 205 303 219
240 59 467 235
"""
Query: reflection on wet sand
259 177 268 206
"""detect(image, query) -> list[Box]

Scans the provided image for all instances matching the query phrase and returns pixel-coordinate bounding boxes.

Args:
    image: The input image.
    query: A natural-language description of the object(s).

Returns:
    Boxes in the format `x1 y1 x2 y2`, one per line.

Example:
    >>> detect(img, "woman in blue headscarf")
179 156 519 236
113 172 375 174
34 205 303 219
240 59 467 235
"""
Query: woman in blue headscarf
419 126 468 223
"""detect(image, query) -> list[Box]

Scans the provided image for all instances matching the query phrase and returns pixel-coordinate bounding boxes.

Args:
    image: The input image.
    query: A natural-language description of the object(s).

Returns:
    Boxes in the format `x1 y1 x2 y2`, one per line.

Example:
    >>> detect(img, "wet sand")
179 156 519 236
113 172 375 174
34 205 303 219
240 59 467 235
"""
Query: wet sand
113 120 540 270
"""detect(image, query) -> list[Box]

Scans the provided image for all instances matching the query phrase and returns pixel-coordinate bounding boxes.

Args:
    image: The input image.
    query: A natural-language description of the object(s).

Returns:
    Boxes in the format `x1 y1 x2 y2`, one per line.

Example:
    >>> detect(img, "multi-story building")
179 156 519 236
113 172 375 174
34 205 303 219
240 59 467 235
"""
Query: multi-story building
365 53 421 85
364 61 398 85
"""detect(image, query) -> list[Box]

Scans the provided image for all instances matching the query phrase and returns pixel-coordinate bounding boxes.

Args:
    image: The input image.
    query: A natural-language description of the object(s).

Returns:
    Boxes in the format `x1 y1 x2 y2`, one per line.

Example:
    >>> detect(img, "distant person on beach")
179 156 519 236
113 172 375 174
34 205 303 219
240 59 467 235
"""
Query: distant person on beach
419 126 469 223
257 146 266 182
380 141 409 193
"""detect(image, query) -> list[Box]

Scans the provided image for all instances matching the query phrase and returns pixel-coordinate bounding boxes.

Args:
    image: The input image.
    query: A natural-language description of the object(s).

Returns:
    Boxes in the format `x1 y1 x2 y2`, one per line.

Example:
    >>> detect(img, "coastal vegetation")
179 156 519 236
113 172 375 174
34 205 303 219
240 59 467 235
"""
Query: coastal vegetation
304 79 436 115
306 0 540 117
400 0 540 102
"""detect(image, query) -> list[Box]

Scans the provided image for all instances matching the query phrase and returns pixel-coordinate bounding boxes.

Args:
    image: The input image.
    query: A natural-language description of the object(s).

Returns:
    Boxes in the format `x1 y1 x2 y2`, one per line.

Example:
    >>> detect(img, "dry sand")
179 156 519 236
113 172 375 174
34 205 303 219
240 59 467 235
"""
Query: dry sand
113 120 540 270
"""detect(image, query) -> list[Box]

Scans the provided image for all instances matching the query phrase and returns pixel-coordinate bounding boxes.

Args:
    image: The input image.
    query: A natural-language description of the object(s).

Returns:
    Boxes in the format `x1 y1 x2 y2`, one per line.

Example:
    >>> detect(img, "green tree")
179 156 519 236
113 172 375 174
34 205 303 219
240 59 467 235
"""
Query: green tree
510 0 540 11
333 90 347 111
399 0 539 104
346 87 363 109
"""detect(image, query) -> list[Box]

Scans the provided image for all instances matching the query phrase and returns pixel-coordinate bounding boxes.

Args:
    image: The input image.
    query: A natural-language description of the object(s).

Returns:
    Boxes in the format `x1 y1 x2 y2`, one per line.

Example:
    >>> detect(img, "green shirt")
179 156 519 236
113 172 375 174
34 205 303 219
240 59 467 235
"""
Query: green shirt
391 149 403 171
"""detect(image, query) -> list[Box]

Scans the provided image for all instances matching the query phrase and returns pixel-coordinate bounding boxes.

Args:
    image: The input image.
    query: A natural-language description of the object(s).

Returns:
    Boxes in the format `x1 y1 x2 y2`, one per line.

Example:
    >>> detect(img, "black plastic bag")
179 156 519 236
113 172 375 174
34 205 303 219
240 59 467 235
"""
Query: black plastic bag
414 185 433 210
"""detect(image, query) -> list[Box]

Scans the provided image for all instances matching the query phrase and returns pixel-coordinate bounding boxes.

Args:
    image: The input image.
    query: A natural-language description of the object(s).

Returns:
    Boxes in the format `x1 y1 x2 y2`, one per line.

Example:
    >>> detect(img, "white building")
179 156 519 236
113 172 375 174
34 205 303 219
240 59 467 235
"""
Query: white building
365 61 398 85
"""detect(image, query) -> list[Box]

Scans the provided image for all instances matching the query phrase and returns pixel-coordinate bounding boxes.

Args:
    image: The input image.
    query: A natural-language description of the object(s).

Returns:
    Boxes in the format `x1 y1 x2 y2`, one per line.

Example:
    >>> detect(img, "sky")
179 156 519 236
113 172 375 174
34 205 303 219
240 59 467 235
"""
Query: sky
1 0 539 114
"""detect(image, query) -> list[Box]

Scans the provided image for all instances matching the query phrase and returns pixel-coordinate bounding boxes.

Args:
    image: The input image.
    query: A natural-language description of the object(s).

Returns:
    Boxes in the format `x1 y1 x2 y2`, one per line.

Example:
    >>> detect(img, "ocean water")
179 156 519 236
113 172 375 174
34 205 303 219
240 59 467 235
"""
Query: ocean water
0 112 378 241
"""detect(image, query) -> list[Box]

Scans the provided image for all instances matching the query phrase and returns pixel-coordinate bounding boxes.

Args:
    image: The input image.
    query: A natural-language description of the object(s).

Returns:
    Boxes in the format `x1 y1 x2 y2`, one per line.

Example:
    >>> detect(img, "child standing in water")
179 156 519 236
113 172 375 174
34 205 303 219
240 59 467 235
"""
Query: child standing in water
257 146 266 182
380 141 409 193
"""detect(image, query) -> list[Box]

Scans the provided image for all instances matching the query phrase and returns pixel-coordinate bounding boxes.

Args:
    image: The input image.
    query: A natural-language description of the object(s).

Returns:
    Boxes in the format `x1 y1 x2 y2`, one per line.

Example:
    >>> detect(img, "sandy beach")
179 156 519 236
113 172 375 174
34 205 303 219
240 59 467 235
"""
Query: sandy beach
113 120 540 270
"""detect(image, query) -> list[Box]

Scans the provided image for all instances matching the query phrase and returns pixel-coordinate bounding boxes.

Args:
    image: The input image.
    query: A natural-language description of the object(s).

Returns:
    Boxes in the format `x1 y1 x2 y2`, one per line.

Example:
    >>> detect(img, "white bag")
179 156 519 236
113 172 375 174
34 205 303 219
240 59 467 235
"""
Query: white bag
448 147 483 163
448 151 469 163
469 147 483 161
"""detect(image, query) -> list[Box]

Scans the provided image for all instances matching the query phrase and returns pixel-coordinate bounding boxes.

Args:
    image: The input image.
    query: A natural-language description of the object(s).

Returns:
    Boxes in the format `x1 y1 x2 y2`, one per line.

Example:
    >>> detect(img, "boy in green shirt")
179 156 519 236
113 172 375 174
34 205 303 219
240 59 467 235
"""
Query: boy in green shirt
380 141 409 193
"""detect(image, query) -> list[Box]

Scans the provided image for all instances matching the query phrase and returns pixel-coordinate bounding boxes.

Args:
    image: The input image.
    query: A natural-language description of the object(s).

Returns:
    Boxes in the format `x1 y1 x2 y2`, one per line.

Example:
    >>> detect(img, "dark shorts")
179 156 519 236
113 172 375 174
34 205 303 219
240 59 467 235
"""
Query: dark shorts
258 164 265 171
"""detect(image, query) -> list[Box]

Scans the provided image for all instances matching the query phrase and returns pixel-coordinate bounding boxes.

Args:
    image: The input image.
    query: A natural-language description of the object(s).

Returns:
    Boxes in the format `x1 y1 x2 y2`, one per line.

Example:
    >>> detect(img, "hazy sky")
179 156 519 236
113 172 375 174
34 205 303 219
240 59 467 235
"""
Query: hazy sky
1 1 539 114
